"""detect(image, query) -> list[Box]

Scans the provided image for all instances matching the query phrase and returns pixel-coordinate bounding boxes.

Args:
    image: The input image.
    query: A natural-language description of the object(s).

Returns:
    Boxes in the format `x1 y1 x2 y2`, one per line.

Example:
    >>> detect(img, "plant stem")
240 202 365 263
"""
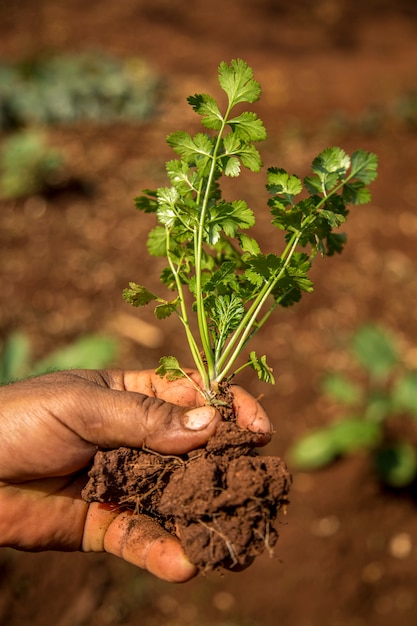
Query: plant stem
194 102 233 386
166 230 208 388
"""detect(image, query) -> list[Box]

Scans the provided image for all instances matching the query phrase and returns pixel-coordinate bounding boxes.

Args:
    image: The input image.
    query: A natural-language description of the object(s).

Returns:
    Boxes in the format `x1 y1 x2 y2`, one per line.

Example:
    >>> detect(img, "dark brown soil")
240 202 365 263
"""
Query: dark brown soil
3 1 417 625
82 422 292 571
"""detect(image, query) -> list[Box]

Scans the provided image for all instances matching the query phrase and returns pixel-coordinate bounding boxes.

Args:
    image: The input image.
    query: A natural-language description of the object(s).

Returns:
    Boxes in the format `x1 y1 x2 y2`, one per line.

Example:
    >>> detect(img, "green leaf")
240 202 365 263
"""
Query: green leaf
319 209 346 228
122 283 157 307
223 133 242 155
312 146 351 176
342 181 371 205
155 356 185 381
154 300 178 319
224 156 241 177
238 144 263 172
147 225 168 256
32 335 117 374
392 371 417 417
322 372 363 405
352 325 398 381
204 260 237 293
245 254 281 284
135 190 158 213
208 294 245 352
0 331 31 383
374 444 417 487
228 111 266 142
218 59 261 106
330 418 381 454
350 149 378 184
187 93 223 130
208 200 255 239
267 168 303 204
248 351 275 384
289 429 340 470
238 233 261 255
167 130 213 164
290 418 381 470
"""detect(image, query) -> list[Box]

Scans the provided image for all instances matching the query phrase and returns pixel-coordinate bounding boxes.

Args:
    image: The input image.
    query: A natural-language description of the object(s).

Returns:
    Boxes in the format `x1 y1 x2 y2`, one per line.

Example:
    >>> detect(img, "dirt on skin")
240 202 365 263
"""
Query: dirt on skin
82 421 292 572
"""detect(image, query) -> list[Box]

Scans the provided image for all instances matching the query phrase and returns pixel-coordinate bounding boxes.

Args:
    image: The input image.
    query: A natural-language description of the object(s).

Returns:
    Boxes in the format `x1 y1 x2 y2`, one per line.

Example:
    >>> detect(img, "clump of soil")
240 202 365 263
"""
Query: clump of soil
82 420 292 572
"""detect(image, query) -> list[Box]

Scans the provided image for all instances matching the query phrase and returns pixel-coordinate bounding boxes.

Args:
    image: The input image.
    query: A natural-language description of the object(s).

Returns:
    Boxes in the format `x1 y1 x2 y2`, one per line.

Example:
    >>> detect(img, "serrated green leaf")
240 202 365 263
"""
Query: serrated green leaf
238 144 263 172
248 351 275 384
313 147 351 176
342 181 371 205
267 168 303 202
155 355 185 381
208 200 255 239
187 93 223 130
223 133 242 155
122 282 157 307
165 159 193 190
319 209 346 228
167 130 213 164
135 190 158 213
147 225 167 256
218 59 261 106
228 111 266 142
154 300 178 319
246 254 282 282
204 260 237 292
224 156 241 177
303 174 323 195
238 233 261 255
208 294 245 354
350 149 378 184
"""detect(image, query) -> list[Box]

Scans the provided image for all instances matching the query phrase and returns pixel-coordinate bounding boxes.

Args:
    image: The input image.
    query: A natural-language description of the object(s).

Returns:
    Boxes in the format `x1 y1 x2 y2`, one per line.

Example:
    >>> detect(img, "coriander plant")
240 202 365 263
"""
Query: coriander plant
123 59 378 404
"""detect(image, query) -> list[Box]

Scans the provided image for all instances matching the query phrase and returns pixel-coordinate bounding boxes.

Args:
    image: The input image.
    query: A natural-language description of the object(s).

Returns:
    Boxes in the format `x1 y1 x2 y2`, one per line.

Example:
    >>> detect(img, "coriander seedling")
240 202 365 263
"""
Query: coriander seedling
123 59 378 403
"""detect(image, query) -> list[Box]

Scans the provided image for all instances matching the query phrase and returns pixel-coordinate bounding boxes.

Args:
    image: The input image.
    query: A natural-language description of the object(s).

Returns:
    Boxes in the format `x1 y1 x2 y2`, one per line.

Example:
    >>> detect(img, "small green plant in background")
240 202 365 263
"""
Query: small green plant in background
0 52 159 130
0 130 64 199
290 324 417 488
0 331 118 384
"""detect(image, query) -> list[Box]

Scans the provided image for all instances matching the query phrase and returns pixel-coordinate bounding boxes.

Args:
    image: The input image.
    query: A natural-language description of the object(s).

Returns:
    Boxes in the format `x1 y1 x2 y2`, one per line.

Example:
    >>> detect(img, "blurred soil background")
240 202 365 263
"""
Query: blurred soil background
1 1 417 625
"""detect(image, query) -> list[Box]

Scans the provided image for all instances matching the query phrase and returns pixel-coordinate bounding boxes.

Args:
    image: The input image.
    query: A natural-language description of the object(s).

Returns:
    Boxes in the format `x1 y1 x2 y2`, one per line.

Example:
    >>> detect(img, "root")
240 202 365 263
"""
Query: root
198 518 238 568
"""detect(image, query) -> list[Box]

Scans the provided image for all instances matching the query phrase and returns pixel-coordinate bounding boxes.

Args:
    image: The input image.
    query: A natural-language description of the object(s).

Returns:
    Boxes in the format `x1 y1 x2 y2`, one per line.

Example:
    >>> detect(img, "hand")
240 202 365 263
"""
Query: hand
0 369 272 582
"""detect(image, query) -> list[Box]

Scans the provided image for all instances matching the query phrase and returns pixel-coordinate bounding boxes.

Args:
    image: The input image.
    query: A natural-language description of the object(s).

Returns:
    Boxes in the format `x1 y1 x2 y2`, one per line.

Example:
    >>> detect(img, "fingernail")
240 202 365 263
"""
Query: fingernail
183 406 217 430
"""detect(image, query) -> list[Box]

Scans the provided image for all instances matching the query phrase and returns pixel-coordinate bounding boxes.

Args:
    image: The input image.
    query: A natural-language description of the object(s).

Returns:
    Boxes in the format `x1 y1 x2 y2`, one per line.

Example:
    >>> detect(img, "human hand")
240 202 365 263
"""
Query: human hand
0 369 272 582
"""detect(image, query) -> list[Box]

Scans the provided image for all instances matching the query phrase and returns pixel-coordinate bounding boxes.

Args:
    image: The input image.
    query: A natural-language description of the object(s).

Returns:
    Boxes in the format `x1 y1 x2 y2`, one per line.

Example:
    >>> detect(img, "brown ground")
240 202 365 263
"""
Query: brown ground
1 1 417 625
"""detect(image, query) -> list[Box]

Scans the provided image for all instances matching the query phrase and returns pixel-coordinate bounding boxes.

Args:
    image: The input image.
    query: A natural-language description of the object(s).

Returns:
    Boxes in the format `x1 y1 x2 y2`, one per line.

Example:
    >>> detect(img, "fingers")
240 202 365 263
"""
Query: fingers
231 386 272 445
121 370 273 442
83 503 196 583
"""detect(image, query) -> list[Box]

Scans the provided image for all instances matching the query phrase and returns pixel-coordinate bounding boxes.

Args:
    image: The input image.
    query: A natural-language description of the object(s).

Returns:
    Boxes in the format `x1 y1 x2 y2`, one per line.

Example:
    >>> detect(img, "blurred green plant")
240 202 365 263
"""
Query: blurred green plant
290 324 417 488
0 52 159 129
0 331 118 384
0 130 64 199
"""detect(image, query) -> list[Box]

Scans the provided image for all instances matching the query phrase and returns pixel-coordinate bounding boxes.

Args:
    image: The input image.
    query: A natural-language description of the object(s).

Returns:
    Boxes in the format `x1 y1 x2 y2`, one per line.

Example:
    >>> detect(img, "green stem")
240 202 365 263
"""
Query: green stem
194 101 233 385
166 230 208 389
215 176 353 383
215 231 302 382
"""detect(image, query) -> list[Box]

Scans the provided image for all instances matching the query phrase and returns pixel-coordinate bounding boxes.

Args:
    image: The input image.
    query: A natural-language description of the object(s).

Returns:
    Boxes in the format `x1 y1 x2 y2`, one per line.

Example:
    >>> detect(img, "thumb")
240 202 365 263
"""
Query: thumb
62 382 221 455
